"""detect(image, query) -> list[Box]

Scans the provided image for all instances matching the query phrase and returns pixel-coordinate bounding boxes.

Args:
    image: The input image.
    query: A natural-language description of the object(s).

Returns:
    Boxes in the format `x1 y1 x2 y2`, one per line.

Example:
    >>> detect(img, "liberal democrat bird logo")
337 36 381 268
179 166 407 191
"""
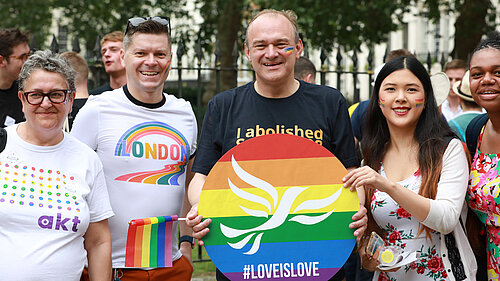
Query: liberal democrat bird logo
220 155 342 255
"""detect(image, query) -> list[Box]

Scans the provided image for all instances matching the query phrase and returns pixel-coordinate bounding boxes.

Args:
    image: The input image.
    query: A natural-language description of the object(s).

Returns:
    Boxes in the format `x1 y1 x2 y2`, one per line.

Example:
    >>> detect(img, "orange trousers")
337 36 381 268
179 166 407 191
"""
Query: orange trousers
81 255 193 281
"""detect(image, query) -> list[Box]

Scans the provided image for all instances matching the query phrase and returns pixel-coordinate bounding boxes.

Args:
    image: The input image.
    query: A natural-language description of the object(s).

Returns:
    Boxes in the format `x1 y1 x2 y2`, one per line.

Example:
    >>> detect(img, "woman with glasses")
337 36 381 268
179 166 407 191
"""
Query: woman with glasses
0 50 114 281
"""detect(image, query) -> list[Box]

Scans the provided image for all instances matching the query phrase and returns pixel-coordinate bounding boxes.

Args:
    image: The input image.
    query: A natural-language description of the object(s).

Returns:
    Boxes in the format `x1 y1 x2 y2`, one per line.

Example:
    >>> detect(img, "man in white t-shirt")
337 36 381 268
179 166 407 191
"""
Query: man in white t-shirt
72 17 197 281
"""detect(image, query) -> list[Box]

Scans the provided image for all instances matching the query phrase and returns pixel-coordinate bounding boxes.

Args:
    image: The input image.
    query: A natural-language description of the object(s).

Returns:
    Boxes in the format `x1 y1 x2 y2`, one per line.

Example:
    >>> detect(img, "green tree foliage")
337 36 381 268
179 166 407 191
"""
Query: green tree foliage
54 0 189 53
255 0 413 52
198 0 495 60
0 0 54 48
0 0 190 53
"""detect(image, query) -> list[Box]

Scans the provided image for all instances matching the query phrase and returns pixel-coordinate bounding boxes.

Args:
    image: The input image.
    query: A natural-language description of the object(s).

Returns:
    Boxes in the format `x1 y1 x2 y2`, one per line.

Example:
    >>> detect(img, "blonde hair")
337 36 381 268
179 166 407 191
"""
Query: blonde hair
100 31 124 46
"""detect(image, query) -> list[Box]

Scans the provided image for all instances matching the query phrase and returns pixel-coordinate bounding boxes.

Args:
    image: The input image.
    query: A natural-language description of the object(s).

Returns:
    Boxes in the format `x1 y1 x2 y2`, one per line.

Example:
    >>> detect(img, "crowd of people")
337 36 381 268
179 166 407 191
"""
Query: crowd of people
0 8 499 281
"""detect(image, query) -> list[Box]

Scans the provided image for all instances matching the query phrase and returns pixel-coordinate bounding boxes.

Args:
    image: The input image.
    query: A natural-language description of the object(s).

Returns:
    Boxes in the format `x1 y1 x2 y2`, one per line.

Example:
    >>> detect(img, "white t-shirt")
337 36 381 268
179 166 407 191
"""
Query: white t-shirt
441 99 463 121
0 124 113 281
71 87 197 268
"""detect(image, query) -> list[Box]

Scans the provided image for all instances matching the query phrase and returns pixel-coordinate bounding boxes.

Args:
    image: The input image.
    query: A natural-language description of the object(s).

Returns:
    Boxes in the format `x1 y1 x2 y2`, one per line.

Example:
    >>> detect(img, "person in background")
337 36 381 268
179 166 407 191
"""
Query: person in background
60 51 89 131
89 31 126 95
448 70 484 141
441 59 467 121
0 50 113 280
465 30 500 281
72 17 197 281
294 56 316 83
344 56 476 280
0 28 30 127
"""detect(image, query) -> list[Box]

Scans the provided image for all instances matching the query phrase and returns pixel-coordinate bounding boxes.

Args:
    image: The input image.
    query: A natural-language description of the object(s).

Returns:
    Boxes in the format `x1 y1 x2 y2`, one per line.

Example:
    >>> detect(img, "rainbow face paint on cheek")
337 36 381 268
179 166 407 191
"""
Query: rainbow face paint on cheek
379 98 385 108
163 59 171 74
415 98 424 108
284 46 294 55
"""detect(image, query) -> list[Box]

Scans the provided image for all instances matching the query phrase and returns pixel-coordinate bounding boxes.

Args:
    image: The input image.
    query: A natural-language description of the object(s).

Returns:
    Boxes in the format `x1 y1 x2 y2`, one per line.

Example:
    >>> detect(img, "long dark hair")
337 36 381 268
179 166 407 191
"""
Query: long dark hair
361 56 454 239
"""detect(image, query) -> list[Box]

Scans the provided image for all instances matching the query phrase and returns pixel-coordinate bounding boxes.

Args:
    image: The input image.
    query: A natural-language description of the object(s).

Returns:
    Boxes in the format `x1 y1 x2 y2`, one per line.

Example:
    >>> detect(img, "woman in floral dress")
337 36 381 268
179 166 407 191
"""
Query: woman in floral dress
465 31 500 281
343 56 476 281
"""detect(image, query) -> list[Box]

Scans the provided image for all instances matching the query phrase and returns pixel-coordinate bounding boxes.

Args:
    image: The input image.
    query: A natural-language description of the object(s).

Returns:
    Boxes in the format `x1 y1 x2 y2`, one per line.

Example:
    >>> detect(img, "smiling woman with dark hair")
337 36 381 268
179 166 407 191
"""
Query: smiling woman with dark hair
343 56 477 280
465 30 500 281
0 50 113 281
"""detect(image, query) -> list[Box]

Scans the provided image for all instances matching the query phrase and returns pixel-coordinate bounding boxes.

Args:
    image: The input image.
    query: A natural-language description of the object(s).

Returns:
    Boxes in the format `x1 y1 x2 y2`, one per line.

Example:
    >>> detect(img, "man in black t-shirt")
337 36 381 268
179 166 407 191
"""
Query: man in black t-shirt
186 9 368 281
89 31 126 95
0 28 30 127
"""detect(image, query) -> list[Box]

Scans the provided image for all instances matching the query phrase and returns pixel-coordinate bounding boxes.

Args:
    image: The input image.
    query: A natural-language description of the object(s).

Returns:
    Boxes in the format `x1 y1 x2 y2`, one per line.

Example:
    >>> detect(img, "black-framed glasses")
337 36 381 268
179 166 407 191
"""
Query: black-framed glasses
22 90 72 105
125 16 170 35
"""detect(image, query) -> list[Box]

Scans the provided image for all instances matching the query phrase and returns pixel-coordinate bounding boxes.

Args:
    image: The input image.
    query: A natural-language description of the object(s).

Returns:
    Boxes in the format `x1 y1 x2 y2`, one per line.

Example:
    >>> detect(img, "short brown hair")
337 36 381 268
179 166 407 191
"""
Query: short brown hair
123 20 170 50
444 59 466 72
60 51 88 85
294 56 316 81
0 28 29 61
245 9 299 47
100 31 124 46
385 49 414 63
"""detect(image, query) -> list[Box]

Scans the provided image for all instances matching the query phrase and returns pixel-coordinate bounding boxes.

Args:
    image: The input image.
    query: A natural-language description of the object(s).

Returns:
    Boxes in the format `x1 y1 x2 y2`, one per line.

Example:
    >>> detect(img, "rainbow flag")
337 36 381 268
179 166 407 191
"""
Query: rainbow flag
199 134 359 280
125 215 178 268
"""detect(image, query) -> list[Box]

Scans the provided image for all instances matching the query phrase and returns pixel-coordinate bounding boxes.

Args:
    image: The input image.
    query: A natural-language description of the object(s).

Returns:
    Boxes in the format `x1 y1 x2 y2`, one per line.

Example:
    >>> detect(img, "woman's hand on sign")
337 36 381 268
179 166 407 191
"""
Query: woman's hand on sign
186 204 211 246
343 166 394 194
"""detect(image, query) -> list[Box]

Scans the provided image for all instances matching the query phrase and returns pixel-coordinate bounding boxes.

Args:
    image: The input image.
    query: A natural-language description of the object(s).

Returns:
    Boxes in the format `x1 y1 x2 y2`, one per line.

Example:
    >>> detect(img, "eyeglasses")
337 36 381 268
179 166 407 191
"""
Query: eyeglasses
9 51 32 61
125 16 170 35
22 90 72 105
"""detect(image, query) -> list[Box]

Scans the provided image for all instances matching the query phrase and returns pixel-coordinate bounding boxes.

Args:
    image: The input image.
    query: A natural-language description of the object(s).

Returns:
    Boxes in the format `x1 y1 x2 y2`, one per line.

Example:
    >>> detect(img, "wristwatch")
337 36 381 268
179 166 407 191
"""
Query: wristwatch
179 235 195 248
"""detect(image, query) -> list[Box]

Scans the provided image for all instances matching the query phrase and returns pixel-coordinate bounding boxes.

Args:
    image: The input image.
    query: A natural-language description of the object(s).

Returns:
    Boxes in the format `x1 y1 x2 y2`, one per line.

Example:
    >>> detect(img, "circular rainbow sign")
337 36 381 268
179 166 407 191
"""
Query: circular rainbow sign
198 134 359 281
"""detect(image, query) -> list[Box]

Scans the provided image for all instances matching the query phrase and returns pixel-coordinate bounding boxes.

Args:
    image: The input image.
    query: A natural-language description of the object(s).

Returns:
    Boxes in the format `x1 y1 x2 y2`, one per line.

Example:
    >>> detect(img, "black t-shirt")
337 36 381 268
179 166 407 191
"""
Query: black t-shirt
89 82 113 95
0 81 24 128
67 98 88 130
192 80 357 175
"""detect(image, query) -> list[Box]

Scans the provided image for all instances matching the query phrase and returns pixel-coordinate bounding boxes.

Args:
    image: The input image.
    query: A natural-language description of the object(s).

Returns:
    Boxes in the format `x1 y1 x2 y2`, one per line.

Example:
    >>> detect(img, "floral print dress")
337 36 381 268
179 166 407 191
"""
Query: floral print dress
466 127 500 280
371 165 449 281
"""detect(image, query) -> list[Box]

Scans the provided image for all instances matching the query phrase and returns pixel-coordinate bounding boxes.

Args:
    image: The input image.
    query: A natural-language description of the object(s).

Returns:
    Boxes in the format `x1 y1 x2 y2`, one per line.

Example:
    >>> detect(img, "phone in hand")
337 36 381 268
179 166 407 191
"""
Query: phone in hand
366 231 384 256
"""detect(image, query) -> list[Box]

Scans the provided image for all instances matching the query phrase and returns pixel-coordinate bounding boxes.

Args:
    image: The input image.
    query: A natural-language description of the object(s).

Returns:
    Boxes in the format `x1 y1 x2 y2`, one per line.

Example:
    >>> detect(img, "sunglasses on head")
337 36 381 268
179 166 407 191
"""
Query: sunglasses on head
125 16 170 35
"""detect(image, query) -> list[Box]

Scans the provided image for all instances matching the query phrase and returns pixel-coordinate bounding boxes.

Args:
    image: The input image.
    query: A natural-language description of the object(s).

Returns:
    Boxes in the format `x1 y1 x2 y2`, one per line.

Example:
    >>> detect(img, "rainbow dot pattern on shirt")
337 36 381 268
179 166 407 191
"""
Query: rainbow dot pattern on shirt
0 162 81 212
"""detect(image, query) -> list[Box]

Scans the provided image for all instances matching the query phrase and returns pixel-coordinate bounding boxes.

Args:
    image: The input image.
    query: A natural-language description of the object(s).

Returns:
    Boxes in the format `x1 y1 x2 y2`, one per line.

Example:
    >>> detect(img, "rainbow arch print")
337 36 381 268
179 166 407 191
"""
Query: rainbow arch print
114 121 190 186
114 121 189 157
199 134 359 280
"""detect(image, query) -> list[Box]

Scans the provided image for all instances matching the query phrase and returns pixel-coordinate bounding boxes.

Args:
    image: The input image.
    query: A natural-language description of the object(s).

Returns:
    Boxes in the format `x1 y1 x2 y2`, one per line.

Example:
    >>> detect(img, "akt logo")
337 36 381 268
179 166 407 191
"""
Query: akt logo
38 213 81 232
114 121 190 186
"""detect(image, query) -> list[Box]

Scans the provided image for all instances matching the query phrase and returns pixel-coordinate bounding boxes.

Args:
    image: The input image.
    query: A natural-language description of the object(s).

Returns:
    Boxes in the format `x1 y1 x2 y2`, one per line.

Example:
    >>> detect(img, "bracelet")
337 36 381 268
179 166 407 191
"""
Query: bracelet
179 235 195 248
